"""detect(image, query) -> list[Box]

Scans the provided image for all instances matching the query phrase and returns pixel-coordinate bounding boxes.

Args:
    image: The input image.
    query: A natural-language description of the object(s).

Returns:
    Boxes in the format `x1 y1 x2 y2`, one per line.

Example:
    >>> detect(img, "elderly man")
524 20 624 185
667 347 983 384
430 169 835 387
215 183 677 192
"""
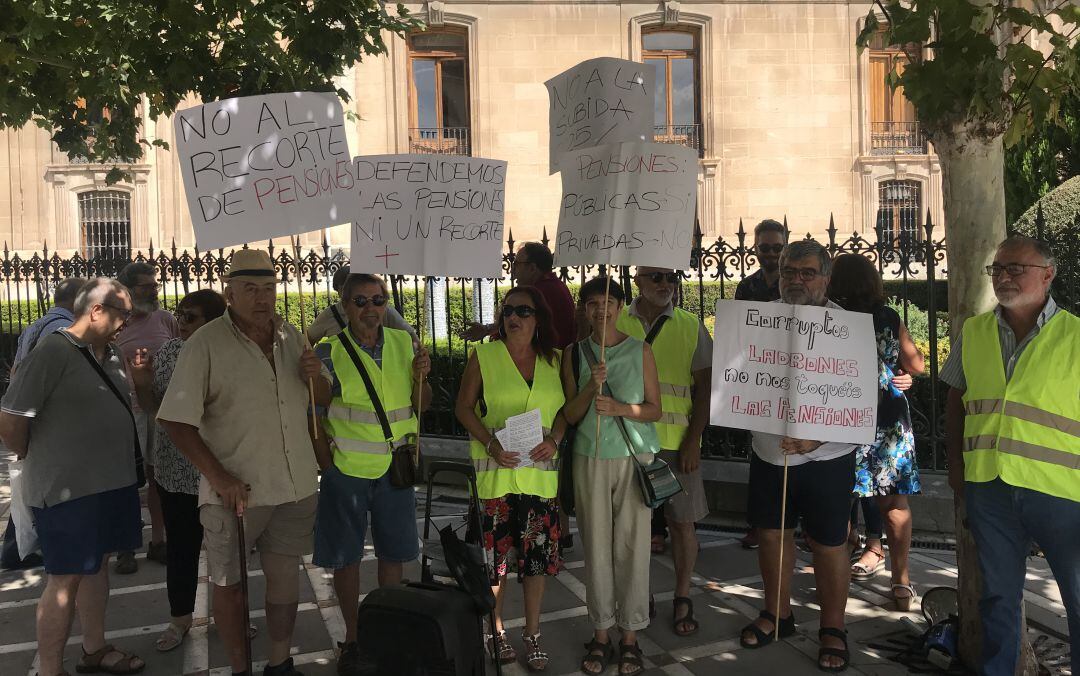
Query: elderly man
0 278 146 676
616 266 711 636
738 240 854 672
116 261 180 573
940 235 1079 676
158 249 331 676
306 265 418 345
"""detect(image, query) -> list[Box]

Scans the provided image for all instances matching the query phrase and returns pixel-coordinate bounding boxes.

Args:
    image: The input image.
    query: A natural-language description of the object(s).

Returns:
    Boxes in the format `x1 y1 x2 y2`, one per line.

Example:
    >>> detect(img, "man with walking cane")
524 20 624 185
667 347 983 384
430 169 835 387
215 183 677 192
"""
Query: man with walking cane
737 240 858 673
158 249 332 676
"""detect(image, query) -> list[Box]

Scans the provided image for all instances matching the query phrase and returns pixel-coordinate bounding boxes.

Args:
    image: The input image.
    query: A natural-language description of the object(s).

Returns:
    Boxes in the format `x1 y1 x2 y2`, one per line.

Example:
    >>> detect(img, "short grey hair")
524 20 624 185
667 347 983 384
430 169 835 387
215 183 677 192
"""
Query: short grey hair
53 277 88 308
998 235 1056 268
117 262 156 289
780 239 832 276
754 219 787 240
73 278 128 318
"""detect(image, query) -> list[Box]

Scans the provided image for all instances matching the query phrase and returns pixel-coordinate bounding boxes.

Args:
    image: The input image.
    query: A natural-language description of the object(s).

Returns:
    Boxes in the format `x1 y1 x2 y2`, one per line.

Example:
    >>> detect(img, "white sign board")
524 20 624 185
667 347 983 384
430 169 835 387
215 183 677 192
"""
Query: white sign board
553 141 698 270
545 57 656 174
174 92 358 250
349 154 507 278
709 300 878 445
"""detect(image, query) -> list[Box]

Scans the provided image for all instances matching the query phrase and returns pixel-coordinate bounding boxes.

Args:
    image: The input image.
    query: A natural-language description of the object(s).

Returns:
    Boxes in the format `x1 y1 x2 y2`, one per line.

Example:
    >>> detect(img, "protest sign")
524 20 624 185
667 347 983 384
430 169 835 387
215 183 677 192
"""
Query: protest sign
174 92 357 250
709 300 878 445
348 154 507 278
545 57 656 174
553 141 698 270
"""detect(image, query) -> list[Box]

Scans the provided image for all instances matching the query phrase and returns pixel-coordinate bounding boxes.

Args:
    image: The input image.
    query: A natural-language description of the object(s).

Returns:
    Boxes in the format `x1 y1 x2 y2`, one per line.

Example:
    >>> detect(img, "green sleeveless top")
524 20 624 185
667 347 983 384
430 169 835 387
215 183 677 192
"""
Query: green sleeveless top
571 336 660 459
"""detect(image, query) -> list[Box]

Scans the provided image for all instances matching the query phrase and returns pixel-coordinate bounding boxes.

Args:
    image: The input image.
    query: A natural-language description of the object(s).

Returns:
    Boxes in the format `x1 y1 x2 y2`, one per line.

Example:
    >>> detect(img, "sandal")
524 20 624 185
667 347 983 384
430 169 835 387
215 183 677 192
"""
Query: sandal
648 594 656 619
817 627 850 672
618 642 645 676
113 552 138 576
488 630 516 665
851 547 886 580
580 638 614 675
739 610 796 649
75 645 145 674
672 596 700 637
522 632 548 672
154 622 190 652
892 583 917 612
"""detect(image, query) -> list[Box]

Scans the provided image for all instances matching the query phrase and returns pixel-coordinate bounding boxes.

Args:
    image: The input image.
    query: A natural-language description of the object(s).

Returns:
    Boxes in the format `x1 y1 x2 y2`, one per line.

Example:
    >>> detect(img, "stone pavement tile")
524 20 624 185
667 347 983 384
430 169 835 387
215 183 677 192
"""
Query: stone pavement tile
0 648 35 676
683 639 817 675
495 571 589 624
0 567 49 603
641 593 750 655
1 600 38 644
207 608 332 672
692 542 767 584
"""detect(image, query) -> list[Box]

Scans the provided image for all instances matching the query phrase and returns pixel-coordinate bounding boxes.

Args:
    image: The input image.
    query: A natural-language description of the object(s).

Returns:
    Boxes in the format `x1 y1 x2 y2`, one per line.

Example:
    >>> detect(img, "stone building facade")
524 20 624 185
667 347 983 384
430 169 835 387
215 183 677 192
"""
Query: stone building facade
0 0 942 258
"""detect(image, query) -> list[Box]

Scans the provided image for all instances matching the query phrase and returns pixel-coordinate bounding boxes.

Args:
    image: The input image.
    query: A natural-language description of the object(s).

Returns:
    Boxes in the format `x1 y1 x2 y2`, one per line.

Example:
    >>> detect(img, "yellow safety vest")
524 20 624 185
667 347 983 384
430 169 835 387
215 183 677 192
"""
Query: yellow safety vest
469 341 565 500
961 309 1080 502
323 328 418 479
616 305 698 450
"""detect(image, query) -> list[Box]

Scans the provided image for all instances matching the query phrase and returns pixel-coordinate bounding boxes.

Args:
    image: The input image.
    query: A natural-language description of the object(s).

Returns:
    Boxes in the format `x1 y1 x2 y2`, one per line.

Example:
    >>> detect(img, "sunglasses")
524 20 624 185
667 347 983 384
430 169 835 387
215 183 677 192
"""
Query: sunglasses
351 294 388 308
501 304 537 319
643 272 680 284
175 309 204 324
780 267 822 281
756 244 784 254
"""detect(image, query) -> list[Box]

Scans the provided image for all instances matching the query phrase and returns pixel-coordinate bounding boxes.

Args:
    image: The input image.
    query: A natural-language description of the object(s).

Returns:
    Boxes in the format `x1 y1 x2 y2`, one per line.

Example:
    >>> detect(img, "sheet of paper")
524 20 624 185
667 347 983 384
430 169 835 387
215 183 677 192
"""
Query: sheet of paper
494 408 544 469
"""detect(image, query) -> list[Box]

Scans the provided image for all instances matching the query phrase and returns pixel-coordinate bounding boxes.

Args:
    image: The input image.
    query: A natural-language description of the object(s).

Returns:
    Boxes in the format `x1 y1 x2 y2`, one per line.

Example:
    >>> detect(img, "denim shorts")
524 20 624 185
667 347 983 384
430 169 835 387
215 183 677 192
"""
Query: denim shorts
313 463 419 569
32 484 142 575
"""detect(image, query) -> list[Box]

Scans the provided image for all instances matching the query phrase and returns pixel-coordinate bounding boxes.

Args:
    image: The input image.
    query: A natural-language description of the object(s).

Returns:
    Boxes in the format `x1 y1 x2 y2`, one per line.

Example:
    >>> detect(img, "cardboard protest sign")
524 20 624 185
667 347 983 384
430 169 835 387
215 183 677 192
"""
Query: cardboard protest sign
553 141 698 270
709 300 878 445
545 58 656 174
348 154 507 278
174 92 358 250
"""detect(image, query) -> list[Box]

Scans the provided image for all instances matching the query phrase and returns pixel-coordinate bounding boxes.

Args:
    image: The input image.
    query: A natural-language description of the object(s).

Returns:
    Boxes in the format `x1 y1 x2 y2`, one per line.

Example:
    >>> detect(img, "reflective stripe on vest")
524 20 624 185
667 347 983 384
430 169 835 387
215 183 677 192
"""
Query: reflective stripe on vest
960 309 1080 501
469 341 565 500
616 306 698 450
325 328 418 480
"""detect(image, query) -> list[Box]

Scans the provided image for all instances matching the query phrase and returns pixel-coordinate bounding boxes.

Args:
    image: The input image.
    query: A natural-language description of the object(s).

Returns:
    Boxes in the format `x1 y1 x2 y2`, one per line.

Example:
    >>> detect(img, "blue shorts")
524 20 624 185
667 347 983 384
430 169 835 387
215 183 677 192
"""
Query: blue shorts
313 464 419 569
32 484 142 575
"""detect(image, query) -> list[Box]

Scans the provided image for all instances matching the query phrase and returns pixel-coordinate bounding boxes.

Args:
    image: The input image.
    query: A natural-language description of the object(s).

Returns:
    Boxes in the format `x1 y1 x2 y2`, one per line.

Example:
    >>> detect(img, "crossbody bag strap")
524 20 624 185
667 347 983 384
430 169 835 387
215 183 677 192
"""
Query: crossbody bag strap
70 341 142 458
336 332 394 443
330 304 347 330
579 341 644 468
643 314 669 345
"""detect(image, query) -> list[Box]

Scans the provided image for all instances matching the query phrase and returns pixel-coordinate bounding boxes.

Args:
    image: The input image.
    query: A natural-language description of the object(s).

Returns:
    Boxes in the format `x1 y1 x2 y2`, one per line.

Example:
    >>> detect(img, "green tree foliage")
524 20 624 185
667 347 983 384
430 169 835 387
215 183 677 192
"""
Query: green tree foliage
1005 82 1080 224
0 0 419 178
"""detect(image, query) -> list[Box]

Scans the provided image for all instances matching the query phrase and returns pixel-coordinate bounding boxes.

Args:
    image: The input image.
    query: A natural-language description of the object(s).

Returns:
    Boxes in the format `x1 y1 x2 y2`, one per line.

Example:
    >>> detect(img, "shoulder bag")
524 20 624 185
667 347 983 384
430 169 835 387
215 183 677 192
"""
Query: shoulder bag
557 342 584 516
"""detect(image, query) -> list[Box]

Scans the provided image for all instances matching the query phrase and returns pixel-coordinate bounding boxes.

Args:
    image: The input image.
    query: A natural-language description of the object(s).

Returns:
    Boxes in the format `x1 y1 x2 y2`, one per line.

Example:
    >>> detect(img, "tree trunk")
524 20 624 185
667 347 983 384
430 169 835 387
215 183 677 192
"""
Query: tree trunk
934 126 1039 675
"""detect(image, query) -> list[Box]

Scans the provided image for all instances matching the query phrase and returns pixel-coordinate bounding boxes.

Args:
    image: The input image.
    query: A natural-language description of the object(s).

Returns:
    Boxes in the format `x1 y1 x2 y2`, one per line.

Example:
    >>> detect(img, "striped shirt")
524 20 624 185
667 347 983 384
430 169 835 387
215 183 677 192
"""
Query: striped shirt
938 296 1059 391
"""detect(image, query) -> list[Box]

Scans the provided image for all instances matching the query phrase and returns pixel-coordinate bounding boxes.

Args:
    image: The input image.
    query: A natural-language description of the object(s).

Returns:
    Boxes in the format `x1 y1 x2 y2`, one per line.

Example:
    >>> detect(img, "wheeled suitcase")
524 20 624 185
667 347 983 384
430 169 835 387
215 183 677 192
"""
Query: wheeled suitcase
354 461 501 676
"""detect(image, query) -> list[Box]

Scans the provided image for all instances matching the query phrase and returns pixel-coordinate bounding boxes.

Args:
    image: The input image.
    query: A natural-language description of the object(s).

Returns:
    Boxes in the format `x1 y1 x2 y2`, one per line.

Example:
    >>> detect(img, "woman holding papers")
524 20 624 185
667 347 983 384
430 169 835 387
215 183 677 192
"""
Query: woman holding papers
560 277 662 676
455 285 569 672
828 254 924 611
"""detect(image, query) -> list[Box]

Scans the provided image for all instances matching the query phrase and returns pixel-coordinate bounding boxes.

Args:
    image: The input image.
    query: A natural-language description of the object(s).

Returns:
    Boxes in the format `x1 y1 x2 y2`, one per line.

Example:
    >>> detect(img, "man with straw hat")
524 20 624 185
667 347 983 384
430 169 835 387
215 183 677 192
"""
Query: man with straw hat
738 240 857 673
158 249 331 676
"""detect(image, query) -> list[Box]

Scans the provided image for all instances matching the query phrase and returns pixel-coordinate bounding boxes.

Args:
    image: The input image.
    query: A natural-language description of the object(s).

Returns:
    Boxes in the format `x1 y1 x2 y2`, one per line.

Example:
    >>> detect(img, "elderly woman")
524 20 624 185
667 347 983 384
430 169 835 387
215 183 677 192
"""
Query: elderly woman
311 273 432 675
561 277 661 676
131 289 227 652
455 285 568 671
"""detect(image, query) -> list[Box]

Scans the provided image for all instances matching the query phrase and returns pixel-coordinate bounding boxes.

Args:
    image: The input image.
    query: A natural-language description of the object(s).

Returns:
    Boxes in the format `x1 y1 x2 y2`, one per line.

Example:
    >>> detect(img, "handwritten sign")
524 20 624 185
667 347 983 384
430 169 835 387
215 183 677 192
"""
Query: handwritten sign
553 141 698 270
174 92 357 250
545 58 656 174
348 154 507 277
709 300 878 445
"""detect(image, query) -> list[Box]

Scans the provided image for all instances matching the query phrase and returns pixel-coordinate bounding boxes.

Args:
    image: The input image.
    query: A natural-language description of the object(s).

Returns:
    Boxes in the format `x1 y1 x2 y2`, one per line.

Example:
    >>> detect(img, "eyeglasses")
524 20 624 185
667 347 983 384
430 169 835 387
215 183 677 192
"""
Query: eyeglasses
756 244 784 254
175 309 203 324
351 294 388 308
501 304 537 319
643 272 680 284
101 303 133 322
985 263 1051 278
780 267 822 281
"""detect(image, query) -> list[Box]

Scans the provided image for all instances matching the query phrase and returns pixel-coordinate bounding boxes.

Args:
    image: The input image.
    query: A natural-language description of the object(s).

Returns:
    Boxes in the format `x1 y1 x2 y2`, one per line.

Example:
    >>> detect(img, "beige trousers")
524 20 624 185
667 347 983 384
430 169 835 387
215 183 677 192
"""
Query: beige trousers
573 453 652 631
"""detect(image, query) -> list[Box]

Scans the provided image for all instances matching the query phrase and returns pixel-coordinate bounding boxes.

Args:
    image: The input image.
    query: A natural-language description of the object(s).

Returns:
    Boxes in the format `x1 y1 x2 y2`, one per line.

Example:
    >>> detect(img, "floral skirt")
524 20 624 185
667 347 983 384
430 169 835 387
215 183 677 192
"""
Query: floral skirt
480 493 561 584
854 420 921 497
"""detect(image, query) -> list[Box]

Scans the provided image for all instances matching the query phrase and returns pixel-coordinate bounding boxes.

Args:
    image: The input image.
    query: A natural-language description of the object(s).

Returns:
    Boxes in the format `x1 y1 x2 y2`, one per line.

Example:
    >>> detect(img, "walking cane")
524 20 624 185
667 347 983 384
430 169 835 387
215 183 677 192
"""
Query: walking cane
293 236 318 440
237 512 253 675
775 454 790 640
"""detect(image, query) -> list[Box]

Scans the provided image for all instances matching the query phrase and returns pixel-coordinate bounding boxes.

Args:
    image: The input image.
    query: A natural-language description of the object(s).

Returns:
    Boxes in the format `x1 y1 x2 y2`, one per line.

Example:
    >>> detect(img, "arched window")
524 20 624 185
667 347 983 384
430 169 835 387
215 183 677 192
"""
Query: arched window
407 28 470 155
643 28 702 155
876 180 922 242
79 190 131 260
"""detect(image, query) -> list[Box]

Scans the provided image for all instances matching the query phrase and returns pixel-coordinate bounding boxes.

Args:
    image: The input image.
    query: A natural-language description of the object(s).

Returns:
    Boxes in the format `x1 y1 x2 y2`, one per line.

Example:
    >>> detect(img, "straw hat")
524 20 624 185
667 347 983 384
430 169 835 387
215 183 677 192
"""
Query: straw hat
226 249 276 283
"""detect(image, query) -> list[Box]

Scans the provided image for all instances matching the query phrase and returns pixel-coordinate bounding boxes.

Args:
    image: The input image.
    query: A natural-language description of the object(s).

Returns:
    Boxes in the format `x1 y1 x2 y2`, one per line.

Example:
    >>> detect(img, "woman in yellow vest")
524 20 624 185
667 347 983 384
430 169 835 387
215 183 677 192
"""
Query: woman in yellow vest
455 285 568 672
561 277 662 676
311 273 432 674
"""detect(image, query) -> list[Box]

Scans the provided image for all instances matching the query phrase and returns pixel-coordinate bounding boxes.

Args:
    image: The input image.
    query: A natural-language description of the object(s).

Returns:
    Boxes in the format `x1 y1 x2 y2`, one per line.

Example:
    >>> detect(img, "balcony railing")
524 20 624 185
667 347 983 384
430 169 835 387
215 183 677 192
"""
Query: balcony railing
409 127 471 156
653 124 703 157
870 121 929 155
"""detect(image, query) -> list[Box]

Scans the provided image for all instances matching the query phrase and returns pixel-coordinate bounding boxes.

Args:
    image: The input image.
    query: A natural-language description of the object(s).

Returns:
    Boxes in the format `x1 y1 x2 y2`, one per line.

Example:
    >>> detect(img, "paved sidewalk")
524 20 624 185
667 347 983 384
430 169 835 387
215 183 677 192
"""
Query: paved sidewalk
0 478 1071 675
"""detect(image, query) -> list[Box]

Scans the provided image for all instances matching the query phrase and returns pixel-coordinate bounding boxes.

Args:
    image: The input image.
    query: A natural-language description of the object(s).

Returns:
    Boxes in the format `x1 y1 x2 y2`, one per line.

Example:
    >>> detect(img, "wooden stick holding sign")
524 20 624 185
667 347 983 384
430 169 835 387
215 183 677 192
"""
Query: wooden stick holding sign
594 274 612 456
415 278 429 464
293 237 318 440
775 454 789 640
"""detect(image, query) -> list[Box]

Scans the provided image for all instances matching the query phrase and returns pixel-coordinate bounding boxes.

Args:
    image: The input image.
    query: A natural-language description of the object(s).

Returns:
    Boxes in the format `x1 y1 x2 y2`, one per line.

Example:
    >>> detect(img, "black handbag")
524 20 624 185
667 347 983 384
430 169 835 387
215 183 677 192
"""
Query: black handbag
558 343 583 517
336 333 420 488
580 341 683 509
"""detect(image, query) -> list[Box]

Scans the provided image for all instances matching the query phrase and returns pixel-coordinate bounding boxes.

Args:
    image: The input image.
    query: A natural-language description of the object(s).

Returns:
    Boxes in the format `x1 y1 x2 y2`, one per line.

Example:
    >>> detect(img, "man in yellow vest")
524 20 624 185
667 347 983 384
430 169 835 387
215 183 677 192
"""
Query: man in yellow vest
941 235 1079 676
616 266 712 636
310 273 432 675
